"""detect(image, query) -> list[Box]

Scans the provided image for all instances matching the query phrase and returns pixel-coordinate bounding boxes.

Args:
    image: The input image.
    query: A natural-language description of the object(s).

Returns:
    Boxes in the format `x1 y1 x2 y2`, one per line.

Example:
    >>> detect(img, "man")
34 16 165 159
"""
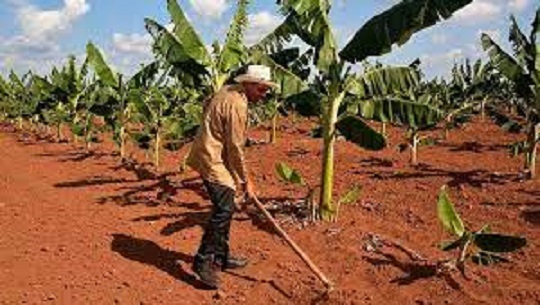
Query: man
186 65 276 289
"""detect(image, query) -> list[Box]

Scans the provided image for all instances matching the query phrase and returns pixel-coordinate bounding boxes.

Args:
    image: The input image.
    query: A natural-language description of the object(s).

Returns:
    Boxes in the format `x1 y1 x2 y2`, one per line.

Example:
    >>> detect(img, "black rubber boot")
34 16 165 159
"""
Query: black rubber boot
192 255 220 289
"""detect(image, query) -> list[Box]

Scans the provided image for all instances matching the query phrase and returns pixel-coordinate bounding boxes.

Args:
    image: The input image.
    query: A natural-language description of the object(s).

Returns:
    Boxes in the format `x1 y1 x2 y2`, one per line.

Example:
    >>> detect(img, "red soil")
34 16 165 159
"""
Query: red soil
0 116 538 305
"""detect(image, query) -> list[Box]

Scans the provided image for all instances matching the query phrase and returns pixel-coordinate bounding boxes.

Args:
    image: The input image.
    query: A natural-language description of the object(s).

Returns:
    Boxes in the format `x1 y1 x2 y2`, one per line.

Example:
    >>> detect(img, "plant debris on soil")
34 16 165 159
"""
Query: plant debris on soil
0 116 539 305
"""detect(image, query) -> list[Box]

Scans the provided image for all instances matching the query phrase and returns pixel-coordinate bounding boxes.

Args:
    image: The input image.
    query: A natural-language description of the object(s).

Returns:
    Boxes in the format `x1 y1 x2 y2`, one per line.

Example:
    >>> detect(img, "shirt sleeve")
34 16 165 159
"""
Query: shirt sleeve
224 95 248 186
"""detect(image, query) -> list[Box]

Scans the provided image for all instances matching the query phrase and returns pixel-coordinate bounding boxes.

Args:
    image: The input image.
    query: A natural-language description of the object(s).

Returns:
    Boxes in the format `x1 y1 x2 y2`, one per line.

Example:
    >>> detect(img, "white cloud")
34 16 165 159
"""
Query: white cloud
112 33 152 55
245 11 283 46
3 35 60 53
454 0 502 23
0 0 90 75
16 0 90 43
189 0 228 19
508 0 529 12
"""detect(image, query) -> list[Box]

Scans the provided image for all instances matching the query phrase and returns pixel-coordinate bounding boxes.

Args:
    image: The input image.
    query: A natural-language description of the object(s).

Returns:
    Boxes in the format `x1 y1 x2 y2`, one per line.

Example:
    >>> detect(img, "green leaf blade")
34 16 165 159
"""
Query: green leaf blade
218 0 249 73
437 186 465 237
339 0 473 63
167 0 211 66
336 116 386 151
275 162 304 185
275 162 293 182
86 42 118 87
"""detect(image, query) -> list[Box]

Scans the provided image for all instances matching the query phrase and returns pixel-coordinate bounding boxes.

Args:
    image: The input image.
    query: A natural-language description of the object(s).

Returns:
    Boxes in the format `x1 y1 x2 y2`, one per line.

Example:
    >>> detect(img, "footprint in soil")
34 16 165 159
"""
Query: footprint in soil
110 233 212 290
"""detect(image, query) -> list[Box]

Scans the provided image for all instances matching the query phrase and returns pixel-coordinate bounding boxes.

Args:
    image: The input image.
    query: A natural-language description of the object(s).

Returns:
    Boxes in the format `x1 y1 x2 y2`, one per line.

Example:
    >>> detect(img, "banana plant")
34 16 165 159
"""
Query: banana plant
145 0 250 95
437 186 526 273
28 74 59 136
0 75 10 120
259 0 471 220
32 61 97 146
129 86 180 170
275 162 361 222
361 91 444 166
481 9 540 179
33 70 80 143
346 63 446 166
0 74 17 123
85 42 159 160
159 84 203 151
65 56 89 145
5 71 36 130
44 56 90 144
450 59 500 122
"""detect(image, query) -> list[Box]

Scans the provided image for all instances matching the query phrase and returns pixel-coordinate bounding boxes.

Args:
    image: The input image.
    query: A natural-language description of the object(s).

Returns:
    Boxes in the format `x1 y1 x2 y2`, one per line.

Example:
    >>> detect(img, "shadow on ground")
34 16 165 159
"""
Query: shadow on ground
111 233 212 290
359 163 519 188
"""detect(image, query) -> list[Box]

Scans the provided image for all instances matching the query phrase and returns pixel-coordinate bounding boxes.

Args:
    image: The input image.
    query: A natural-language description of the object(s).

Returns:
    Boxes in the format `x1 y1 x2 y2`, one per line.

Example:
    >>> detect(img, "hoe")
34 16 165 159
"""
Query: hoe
251 196 334 291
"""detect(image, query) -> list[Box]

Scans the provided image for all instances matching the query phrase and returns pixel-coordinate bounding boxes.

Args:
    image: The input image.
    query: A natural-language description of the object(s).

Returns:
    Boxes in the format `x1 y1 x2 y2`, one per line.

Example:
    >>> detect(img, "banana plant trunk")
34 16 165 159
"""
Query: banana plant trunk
154 128 161 170
84 119 92 153
85 136 92 152
526 123 539 179
120 126 127 160
320 127 336 220
270 113 278 144
319 94 344 220
480 97 487 122
72 119 80 144
410 129 419 166
57 123 63 142
444 117 451 140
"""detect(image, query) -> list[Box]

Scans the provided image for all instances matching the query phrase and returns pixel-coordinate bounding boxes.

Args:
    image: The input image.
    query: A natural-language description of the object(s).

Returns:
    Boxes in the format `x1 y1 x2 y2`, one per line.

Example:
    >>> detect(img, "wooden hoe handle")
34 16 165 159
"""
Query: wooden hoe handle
252 196 334 290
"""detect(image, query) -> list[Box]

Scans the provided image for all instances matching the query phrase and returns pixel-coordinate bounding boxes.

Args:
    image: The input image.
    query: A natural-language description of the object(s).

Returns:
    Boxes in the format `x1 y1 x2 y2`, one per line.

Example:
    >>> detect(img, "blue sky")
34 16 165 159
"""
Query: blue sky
0 0 537 79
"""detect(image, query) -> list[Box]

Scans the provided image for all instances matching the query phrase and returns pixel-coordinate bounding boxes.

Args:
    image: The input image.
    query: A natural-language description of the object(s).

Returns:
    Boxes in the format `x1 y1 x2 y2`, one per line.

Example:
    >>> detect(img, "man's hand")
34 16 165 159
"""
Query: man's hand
237 179 256 212
244 179 257 201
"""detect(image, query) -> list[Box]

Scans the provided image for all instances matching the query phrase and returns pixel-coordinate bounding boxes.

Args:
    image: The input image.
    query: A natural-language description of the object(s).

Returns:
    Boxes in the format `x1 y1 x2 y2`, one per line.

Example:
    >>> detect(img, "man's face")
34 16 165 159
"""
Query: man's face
243 82 271 102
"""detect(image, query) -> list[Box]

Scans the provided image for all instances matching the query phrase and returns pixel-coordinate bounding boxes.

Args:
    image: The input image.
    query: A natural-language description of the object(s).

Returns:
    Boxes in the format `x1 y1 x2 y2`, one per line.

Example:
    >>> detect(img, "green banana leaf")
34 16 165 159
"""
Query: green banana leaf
359 97 444 129
530 8 539 73
348 66 420 98
481 34 529 87
218 0 249 73
437 186 465 237
335 115 386 151
86 42 118 87
275 162 305 185
167 0 211 66
145 18 208 79
340 0 473 63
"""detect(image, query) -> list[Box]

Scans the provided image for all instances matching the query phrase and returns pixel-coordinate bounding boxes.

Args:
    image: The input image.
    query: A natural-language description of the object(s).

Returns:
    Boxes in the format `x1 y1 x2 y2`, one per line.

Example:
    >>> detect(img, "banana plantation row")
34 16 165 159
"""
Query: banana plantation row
0 1 539 222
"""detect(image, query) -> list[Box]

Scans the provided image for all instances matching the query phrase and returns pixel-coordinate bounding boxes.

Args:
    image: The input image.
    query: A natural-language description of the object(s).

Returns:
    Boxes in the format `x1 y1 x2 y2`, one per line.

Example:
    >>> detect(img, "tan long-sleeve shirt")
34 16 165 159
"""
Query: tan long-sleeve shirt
186 85 248 190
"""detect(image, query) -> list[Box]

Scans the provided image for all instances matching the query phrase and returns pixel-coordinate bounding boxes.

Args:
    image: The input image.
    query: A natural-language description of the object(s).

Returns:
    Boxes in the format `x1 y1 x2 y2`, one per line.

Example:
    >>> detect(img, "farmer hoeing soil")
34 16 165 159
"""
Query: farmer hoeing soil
186 65 276 289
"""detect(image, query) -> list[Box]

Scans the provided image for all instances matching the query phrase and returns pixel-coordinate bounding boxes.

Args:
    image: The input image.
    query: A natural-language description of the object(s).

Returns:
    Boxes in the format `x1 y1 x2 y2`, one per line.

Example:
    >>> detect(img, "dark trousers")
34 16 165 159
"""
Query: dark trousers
195 180 236 265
